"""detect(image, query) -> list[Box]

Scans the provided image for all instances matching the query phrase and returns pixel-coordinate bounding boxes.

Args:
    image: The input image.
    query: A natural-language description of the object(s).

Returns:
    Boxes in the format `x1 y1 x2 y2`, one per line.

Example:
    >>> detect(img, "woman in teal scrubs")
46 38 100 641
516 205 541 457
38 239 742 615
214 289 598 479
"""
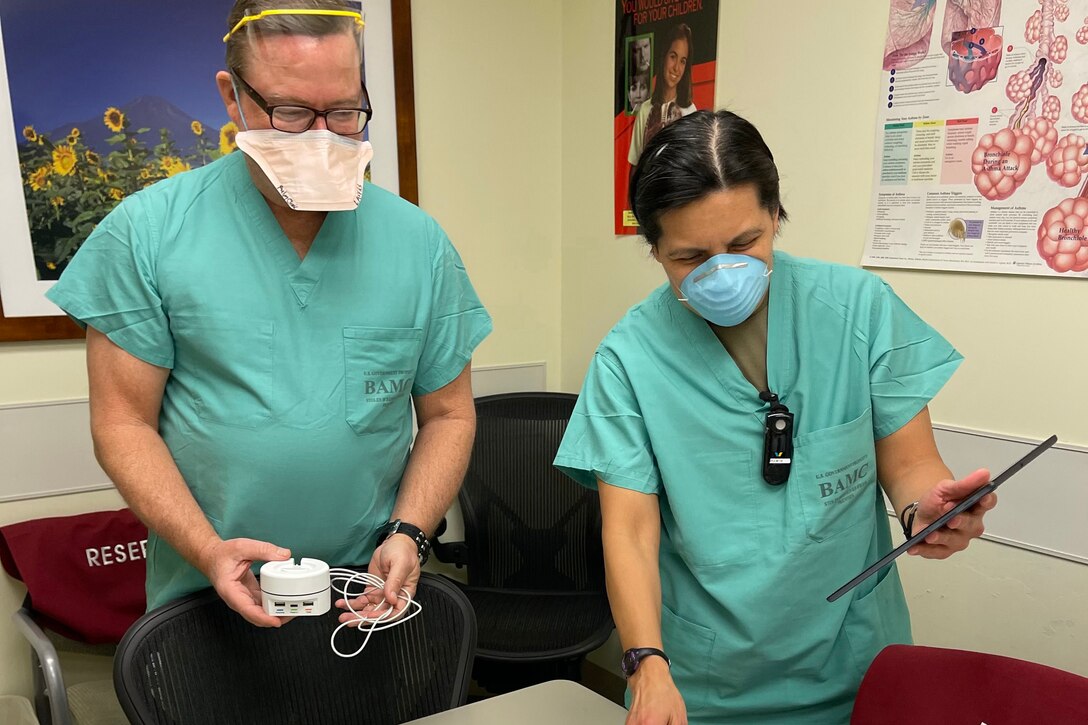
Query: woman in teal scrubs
554 110 996 724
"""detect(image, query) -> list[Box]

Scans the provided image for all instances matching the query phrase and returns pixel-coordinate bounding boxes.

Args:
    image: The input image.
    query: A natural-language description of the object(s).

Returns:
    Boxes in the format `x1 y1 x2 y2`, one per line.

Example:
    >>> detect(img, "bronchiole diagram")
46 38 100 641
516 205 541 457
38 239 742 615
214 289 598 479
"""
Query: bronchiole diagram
1037 187 1088 273
970 0 1087 272
943 0 1004 93
884 0 939 70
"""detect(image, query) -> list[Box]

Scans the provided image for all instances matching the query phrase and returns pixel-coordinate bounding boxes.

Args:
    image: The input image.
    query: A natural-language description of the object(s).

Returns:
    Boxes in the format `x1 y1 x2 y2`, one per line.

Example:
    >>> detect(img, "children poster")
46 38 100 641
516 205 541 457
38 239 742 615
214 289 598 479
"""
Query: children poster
615 0 719 235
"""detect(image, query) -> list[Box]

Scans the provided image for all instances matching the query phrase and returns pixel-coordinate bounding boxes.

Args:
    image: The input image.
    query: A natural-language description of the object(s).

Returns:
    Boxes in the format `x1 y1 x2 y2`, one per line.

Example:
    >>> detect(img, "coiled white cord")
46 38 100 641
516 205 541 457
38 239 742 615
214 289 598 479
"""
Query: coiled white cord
327 568 422 658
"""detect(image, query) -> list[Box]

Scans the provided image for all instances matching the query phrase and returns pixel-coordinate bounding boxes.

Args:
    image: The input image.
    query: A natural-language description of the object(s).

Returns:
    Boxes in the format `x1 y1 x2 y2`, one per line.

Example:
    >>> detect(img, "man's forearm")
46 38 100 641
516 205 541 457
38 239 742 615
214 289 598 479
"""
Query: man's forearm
390 414 475 538
93 421 220 572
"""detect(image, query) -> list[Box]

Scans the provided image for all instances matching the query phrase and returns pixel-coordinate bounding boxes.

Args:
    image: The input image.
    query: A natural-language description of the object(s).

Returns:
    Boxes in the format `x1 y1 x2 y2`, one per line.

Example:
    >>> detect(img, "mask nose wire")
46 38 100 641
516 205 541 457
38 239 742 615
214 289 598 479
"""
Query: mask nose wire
692 261 748 284
673 260 772 302
677 258 748 301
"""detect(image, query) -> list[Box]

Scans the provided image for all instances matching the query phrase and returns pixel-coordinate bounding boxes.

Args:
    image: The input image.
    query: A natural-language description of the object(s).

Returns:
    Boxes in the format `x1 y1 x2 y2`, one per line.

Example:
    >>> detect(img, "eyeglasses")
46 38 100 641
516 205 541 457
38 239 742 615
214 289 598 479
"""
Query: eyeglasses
231 70 373 136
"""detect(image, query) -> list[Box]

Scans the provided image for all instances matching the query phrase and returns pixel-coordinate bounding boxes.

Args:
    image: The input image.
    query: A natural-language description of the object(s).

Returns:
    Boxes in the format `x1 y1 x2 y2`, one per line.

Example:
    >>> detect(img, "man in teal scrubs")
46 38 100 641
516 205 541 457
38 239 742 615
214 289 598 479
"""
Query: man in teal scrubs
46 2 491 626
555 111 996 723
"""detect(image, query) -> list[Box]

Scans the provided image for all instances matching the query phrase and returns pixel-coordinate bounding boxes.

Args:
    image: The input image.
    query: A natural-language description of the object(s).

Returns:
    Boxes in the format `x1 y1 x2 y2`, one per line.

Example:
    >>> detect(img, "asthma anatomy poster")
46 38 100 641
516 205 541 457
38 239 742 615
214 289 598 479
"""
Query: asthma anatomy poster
865 0 1088 277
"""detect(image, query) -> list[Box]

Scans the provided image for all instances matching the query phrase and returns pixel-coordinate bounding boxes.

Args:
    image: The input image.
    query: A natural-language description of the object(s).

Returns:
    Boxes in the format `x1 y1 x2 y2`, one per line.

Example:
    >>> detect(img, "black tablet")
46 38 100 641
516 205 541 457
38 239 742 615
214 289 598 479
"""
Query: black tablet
827 434 1058 603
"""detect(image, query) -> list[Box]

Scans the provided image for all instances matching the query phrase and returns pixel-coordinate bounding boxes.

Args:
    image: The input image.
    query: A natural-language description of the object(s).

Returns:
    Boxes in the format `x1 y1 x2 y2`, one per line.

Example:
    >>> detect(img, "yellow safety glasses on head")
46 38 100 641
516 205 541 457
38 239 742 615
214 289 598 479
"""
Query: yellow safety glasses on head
223 8 364 43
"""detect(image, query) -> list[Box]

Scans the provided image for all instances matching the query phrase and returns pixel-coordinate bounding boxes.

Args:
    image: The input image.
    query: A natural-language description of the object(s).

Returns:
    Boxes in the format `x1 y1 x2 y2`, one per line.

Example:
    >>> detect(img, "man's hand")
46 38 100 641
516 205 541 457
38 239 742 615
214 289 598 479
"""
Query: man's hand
335 535 420 624
626 657 687 725
197 537 292 627
908 468 996 559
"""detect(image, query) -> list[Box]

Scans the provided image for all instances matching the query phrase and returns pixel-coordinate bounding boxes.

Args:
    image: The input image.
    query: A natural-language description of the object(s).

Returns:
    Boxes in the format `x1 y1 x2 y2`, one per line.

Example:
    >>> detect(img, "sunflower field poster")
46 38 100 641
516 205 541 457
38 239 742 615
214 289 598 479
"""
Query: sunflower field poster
0 0 237 317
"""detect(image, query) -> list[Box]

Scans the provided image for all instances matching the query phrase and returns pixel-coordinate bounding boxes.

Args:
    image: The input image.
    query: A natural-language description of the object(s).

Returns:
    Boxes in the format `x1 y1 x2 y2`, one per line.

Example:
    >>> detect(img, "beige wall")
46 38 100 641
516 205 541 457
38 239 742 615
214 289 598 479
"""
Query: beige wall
0 342 86 403
1 0 1085 702
413 0 564 389
559 0 1088 678
560 1 663 394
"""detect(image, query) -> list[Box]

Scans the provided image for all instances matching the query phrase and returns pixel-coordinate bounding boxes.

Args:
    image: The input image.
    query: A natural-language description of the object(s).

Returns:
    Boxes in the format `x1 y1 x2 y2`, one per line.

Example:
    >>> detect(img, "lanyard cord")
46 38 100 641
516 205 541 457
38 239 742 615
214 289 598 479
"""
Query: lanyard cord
327 568 422 658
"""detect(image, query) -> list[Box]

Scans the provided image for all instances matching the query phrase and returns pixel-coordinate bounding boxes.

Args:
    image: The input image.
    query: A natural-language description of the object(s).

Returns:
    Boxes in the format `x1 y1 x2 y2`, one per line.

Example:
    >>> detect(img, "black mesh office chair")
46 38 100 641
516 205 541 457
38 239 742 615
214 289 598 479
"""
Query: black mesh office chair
113 572 476 725
434 392 614 693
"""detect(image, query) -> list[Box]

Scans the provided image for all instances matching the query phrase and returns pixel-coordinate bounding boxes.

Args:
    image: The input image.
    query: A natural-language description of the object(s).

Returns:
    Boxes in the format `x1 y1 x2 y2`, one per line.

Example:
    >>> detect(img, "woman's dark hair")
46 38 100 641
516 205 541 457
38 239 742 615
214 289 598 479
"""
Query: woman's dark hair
630 109 788 245
651 24 693 108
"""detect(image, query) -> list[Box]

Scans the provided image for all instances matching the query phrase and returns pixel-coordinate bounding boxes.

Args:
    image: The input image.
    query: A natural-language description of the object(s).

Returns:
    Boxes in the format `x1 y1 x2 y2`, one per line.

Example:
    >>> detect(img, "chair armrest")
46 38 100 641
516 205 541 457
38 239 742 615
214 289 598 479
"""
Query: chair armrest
431 517 469 567
431 539 469 568
430 520 470 570
12 608 72 725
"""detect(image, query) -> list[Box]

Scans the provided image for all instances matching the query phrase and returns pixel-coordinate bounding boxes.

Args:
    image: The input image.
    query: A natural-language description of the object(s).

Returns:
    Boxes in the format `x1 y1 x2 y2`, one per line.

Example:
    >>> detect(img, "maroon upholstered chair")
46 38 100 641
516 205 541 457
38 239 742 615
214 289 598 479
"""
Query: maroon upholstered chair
852 644 1088 725
2 508 147 725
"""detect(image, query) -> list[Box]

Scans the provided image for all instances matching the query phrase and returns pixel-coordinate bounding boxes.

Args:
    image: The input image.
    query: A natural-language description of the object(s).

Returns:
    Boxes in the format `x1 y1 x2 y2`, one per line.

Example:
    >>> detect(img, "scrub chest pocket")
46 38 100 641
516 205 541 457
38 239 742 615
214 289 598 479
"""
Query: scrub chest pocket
173 316 276 429
343 326 422 435
662 450 760 568
793 408 877 543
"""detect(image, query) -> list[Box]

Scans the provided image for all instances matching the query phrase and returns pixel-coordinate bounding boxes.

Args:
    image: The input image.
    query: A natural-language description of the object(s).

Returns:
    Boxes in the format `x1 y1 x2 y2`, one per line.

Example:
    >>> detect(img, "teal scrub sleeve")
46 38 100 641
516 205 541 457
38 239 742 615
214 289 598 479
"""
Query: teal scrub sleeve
44 196 174 369
868 279 963 440
553 351 663 495
412 227 492 394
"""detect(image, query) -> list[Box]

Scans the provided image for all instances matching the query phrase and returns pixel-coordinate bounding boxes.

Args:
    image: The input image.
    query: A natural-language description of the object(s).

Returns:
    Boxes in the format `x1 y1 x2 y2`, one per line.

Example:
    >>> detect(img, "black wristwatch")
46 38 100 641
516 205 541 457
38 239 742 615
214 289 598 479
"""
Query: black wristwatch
620 647 670 679
375 519 431 565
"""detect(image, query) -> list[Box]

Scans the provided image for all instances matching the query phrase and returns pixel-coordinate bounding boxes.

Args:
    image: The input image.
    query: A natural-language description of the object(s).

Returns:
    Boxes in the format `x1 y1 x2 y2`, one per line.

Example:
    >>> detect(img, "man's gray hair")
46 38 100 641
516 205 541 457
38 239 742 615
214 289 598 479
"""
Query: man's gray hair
225 0 357 72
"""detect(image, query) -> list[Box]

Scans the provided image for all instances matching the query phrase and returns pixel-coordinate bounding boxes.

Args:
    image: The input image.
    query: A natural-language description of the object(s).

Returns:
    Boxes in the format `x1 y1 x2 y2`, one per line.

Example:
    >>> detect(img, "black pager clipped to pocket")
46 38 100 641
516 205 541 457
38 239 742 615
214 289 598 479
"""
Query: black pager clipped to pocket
759 391 793 485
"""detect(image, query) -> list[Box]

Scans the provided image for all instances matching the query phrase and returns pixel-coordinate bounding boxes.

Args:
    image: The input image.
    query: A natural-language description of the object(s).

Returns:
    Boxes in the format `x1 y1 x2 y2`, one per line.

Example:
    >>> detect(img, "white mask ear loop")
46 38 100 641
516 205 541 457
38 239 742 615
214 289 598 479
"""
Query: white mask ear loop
229 74 252 132
327 568 423 658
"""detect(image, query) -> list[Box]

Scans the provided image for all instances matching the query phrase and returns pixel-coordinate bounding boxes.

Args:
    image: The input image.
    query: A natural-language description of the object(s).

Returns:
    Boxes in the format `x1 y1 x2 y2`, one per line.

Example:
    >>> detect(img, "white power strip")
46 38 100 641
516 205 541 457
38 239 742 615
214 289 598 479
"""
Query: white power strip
258 558 423 658
259 558 331 616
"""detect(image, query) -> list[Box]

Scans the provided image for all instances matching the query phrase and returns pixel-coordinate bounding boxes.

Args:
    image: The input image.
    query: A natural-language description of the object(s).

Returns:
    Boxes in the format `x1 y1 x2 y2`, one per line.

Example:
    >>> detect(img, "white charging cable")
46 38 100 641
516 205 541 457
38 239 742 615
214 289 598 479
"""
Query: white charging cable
327 568 422 658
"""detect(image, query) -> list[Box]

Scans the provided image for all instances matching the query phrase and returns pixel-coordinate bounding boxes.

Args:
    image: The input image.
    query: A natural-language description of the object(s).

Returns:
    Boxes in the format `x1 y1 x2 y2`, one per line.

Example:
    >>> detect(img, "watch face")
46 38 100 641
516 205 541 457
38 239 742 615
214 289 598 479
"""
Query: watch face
621 650 639 677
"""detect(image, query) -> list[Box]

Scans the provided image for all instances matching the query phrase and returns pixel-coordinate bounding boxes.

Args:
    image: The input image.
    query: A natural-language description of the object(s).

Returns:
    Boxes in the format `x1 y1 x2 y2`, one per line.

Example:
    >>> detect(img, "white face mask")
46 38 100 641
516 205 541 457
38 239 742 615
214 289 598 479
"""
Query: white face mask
235 129 373 211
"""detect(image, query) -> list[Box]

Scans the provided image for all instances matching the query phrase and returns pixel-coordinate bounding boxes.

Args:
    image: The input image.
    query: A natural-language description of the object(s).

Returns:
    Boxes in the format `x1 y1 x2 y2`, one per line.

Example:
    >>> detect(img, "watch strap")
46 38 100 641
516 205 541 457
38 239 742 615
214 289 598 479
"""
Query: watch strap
376 519 431 565
621 647 670 678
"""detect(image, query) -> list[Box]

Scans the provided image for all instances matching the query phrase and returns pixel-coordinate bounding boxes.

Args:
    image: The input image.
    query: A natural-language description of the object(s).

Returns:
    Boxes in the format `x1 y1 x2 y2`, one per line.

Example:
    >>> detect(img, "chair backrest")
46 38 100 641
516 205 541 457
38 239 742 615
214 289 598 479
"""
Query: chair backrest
113 573 476 725
460 392 605 592
851 644 1088 724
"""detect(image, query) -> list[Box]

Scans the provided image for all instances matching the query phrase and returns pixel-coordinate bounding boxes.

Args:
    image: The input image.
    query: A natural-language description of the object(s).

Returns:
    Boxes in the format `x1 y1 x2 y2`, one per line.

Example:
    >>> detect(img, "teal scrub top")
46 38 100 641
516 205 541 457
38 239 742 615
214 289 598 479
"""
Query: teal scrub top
47 152 492 610
554 251 962 724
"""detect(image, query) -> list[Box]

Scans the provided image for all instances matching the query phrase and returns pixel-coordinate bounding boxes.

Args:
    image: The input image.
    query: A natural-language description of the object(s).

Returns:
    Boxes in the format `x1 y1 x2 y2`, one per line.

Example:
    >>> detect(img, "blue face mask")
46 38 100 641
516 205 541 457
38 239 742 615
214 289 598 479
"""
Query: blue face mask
678 253 772 327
